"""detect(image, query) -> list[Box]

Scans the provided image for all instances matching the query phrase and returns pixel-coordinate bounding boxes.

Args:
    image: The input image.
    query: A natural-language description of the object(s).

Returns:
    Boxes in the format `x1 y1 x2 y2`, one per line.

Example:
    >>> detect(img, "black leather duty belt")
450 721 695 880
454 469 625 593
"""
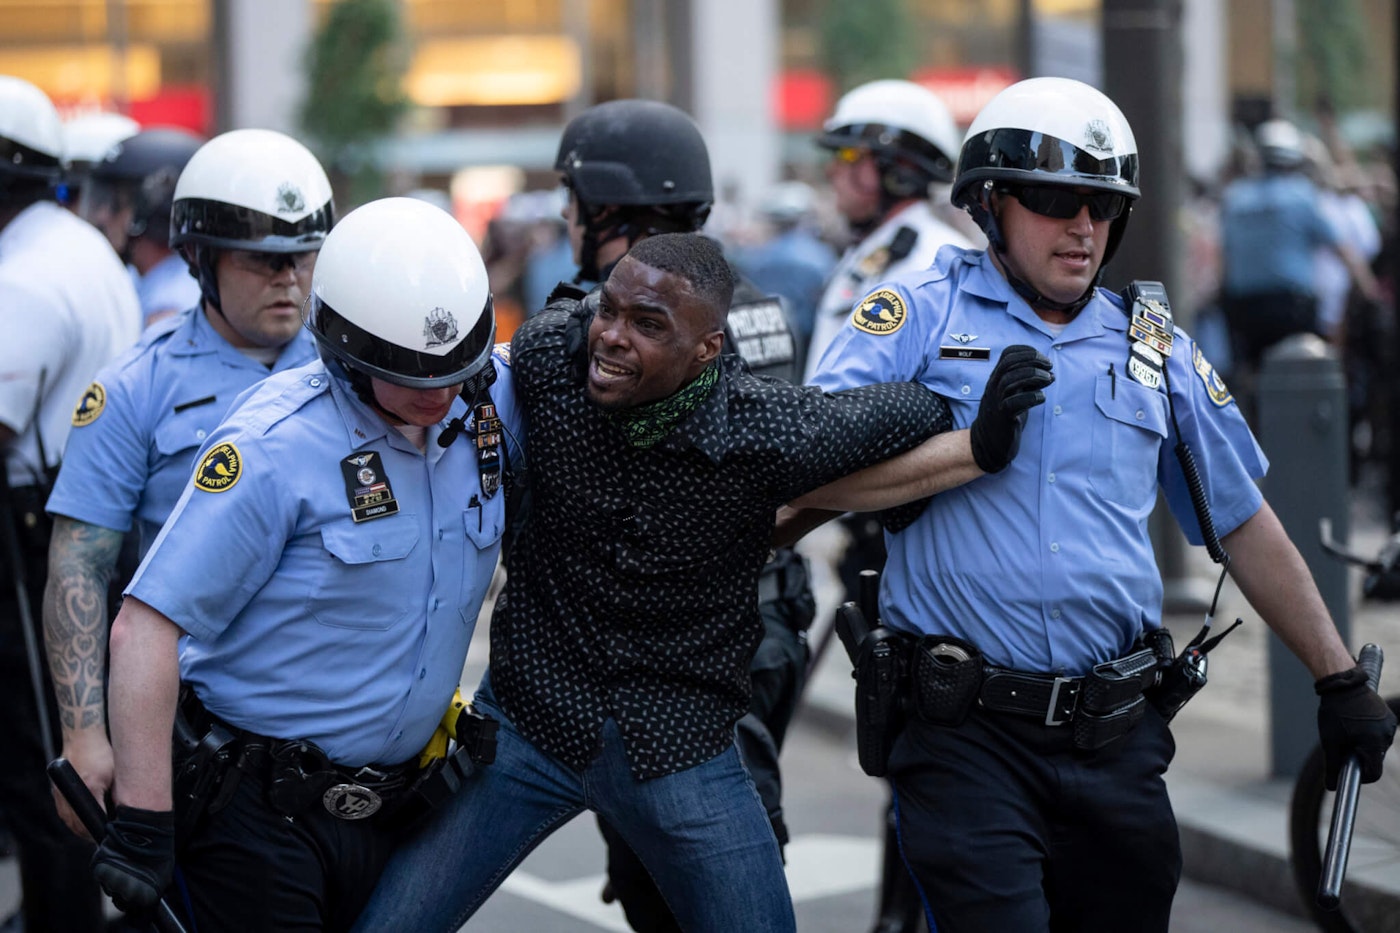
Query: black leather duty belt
979 668 1084 726
178 687 413 822
976 644 1160 728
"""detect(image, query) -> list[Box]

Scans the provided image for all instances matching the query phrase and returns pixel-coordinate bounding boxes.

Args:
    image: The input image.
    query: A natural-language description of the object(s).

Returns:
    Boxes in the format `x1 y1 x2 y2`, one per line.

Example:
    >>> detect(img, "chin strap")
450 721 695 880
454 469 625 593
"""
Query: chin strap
994 244 1101 317
972 187 1098 317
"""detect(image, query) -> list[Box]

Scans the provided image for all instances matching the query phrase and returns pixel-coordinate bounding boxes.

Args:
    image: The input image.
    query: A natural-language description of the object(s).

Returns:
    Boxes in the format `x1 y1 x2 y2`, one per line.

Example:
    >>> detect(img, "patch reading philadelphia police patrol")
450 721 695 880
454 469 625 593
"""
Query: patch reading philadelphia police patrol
194 443 242 493
851 289 907 336
341 451 399 522
71 381 106 427
1193 344 1233 407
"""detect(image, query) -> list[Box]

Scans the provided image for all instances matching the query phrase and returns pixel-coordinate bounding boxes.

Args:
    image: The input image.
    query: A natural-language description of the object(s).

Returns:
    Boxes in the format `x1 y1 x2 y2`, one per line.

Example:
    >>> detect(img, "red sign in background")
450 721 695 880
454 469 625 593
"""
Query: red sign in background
776 66 1019 130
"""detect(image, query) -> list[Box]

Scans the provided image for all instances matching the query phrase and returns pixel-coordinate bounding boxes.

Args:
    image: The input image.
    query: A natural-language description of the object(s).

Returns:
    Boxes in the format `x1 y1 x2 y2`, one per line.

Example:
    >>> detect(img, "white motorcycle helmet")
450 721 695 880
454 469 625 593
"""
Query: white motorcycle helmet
171 128 334 253
0 75 66 189
305 197 495 389
953 76 1140 268
170 128 334 310
818 79 962 195
1255 118 1307 170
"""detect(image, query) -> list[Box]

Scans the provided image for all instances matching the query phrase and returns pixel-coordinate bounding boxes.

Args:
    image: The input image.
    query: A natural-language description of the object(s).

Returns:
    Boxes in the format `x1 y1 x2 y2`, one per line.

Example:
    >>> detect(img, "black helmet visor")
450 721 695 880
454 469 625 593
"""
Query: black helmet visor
956 128 1140 201
307 293 496 389
171 196 334 252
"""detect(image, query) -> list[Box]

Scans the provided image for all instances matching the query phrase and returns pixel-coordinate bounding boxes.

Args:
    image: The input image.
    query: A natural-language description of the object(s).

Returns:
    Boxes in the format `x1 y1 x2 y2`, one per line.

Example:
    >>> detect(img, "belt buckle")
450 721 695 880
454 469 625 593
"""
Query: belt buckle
322 782 383 821
1045 676 1077 726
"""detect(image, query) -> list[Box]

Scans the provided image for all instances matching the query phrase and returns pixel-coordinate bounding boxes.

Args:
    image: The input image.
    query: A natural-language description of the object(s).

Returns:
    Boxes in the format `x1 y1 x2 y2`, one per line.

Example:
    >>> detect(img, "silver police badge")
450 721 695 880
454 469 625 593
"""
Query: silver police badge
322 783 382 821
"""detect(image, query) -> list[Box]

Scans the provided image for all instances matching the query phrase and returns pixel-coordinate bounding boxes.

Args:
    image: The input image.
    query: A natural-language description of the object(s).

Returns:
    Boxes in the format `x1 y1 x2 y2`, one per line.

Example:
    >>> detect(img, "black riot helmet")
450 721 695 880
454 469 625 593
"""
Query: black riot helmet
554 99 714 281
82 127 205 252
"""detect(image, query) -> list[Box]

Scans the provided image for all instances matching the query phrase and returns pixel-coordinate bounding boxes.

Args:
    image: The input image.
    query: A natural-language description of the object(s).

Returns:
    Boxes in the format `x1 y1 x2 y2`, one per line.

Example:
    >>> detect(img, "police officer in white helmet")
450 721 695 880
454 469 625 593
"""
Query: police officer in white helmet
807 75 1394 933
0 74 140 933
44 128 327 853
806 79 975 381
91 197 522 932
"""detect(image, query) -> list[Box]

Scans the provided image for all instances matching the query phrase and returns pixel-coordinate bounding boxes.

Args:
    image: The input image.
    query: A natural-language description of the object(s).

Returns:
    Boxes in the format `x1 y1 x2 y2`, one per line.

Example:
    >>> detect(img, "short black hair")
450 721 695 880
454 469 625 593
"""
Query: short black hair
624 233 734 325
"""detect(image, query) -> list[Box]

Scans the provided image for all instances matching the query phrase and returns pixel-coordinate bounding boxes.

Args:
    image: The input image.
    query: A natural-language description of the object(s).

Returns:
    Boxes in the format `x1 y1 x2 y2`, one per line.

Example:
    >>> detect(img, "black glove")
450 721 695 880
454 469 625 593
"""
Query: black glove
969 345 1054 473
1316 665 1398 791
91 805 176 912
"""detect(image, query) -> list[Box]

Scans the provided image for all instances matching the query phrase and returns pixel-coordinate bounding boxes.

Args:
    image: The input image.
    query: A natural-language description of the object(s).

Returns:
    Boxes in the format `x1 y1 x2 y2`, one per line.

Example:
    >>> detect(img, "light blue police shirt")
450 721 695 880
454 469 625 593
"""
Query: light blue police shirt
809 245 1268 674
1220 173 1340 296
126 351 522 767
46 308 318 557
136 252 202 326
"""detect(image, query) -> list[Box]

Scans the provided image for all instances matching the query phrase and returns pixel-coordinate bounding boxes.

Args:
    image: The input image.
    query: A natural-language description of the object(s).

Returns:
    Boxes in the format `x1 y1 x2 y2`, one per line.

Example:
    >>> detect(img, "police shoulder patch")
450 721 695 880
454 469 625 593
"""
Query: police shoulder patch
194 442 243 493
71 382 106 427
1192 344 1233 407
492 341 511 365
851 289 908 336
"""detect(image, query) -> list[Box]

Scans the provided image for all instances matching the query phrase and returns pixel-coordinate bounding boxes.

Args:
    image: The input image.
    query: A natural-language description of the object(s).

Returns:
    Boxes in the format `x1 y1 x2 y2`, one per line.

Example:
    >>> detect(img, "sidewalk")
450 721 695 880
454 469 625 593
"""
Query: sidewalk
796 504 1400 929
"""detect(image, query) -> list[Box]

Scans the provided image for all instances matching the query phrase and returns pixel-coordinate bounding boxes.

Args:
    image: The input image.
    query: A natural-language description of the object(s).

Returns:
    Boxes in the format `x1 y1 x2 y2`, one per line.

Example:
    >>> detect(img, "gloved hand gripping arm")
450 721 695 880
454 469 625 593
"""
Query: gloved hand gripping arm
969 345 1054 474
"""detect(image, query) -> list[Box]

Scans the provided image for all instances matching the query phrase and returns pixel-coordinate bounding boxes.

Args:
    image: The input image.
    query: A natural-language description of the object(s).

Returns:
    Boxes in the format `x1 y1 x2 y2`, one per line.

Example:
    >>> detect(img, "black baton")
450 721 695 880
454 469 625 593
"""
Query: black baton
1317 643 1384 910
0 459 56 765
46 757 190 933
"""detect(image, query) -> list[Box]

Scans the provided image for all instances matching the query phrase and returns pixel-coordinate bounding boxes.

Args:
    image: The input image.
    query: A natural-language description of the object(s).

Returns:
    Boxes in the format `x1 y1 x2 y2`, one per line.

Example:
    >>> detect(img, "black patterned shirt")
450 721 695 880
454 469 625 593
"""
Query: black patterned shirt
492 301 952 779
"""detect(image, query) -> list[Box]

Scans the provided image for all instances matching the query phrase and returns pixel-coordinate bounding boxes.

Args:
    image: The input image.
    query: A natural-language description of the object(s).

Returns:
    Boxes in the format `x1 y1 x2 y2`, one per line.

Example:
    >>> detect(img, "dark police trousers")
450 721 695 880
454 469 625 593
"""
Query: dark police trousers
169 701 405 933
0 485 105 932
888 703 1181 933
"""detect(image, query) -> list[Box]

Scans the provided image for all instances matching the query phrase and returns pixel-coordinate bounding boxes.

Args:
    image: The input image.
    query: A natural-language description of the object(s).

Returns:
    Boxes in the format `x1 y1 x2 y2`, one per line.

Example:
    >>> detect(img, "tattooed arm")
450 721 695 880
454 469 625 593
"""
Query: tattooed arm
43 515 124 837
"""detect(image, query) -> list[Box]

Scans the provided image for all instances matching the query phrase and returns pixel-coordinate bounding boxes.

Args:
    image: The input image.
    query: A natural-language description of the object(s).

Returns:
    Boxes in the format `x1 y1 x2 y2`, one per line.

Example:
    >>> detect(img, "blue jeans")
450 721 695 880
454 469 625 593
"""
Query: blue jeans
351 671 796 933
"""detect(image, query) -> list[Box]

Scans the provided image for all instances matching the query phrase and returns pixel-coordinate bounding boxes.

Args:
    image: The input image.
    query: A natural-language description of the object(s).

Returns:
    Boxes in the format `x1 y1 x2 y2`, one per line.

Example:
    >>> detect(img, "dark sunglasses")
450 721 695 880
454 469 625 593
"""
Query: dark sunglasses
228 249 317 276
998 185 1128 222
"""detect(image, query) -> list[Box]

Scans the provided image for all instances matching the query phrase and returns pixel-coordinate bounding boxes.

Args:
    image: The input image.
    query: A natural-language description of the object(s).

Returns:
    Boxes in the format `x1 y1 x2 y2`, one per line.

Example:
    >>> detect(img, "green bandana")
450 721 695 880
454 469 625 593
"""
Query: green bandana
603 362 720 448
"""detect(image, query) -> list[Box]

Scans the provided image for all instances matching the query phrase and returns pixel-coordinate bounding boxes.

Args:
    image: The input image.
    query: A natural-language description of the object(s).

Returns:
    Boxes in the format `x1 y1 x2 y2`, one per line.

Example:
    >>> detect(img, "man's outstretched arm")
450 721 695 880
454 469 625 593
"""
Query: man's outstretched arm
789 429 981 513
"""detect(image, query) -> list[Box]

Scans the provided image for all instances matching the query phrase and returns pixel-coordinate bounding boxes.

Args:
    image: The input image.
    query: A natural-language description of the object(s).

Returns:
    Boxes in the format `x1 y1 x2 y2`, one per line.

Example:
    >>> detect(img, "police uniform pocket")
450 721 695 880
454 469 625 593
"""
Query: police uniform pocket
310 517 420 630
153 409 216 457
1089 375 1167 511
937 362 987 406
464 495 505 550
